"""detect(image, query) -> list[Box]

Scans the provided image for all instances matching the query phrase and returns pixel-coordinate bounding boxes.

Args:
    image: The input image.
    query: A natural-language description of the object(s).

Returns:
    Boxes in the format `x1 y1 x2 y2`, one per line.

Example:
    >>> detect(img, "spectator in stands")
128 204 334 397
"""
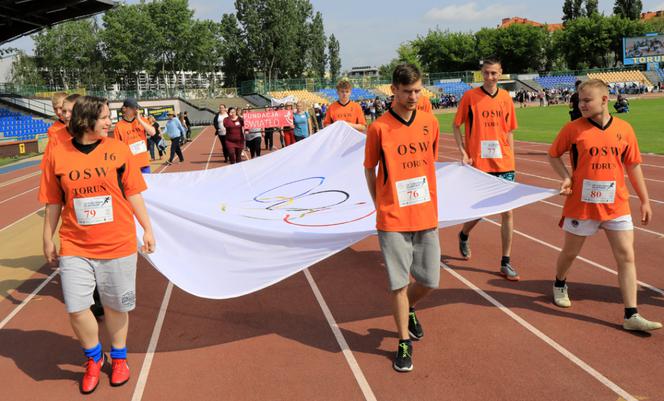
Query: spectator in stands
183 111 192 142
293 101 312 142
164 111 185 165
223 107 245 163
213 104 229 163
282 103 296 146
147 115 164 160
569 80 583 121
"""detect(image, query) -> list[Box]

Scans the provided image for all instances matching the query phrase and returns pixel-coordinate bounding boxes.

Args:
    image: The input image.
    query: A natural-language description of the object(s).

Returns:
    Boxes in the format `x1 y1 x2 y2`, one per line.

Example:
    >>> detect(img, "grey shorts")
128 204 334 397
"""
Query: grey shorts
378 228 441 291
59 253 137 313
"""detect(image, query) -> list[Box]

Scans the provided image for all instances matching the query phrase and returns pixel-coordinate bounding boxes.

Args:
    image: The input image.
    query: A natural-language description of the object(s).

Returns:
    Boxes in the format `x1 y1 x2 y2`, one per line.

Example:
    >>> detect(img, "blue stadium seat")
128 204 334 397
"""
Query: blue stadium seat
433 80 472 97
319 88 378 101
533 75 577 89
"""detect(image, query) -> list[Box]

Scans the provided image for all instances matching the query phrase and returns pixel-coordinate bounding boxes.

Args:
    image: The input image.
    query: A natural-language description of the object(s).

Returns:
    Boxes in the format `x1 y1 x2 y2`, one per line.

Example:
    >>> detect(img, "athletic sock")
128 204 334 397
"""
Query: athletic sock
459 231 469 241
84 343 103 363
501 256 510 266
624 307 638 319
110 346 127 360
554 278 566 288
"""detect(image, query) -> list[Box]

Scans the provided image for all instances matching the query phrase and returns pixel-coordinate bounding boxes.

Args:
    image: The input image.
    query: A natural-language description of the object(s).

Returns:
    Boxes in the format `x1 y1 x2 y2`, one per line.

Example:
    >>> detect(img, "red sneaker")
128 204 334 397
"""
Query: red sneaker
80 354 105 394
111 358 130 386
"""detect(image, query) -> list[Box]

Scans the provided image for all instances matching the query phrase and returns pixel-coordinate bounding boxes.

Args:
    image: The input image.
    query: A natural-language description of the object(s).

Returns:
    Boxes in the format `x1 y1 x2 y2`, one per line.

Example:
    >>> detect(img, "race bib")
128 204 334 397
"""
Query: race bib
481 140 503 159
129 140 148 155
73 195 114 226
396 176 431 207
581 179 616 204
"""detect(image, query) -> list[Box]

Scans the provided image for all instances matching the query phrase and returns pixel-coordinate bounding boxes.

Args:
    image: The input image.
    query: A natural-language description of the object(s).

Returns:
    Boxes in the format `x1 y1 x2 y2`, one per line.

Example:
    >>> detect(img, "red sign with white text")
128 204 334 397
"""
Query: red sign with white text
244 110 294 129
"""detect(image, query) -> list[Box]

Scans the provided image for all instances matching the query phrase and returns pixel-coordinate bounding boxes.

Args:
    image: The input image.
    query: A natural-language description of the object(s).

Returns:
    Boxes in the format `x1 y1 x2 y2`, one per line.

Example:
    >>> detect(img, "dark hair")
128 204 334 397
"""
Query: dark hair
575 80 582 87
227 107 236 113
69 96 108 140
392 63 421 86
64 93 81 103
481 56 502 67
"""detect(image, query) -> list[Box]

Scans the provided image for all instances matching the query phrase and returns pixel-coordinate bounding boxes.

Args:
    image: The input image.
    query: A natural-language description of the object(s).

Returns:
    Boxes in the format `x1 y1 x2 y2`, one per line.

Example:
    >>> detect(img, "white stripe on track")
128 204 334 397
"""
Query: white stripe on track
442 262 638 401
303 269 377 401
0 170 41 188
0 268 60 330
0 186 37 205
481 217 664 297
0 206 42 232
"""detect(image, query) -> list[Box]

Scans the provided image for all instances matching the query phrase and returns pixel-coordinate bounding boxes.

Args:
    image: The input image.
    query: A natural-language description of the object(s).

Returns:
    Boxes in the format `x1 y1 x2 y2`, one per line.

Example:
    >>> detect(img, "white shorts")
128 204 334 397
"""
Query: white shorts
562 215 633 237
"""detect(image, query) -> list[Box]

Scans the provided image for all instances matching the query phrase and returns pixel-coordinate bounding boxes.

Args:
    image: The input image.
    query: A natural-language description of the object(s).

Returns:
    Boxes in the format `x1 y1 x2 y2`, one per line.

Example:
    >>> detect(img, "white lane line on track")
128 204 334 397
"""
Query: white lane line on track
303 269 377 401
0 206 43 232
0 186 37 205
0 170 41 188
131 128 214 401
0 269 60 330
481 217 664 297
442 262 639 401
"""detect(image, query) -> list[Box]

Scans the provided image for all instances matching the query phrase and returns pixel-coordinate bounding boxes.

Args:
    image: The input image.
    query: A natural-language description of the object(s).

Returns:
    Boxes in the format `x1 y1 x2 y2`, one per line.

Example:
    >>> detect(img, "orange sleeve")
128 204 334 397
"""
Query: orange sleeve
323 105 333 126
623 126 642 166
453 94 469 127
364 123 381 169
507 96 518 132
355 105 367 125
121 146 148 196
423 97 433 113
38 151 64 204
548 125 572 158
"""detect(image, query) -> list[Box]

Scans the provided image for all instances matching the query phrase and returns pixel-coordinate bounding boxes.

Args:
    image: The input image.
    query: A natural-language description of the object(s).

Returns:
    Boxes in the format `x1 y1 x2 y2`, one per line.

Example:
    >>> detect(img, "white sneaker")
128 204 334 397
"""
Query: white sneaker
553 285 571 308
623 314 662 331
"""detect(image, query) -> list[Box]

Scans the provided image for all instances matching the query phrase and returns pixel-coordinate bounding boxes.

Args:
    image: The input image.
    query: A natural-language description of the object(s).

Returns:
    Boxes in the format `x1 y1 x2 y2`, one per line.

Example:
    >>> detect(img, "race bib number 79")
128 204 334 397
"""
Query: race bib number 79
73 196 114 225
396 176 431 207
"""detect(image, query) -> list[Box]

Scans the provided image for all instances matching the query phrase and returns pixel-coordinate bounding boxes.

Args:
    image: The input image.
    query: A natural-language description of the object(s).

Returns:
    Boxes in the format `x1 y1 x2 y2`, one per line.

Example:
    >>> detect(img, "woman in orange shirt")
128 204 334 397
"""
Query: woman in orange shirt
40 96 156 393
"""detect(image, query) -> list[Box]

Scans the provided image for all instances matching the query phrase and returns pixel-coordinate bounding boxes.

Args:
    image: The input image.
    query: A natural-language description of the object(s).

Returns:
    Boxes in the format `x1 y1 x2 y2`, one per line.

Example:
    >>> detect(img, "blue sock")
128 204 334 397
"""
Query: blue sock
83 343 102 363
110 346 127 360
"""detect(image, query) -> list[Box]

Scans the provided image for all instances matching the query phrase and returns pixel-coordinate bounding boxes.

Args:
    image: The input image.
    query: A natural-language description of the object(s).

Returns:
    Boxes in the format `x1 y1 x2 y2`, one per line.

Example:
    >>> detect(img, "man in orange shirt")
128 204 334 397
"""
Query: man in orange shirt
41 94 81 170
452 56 520 280
323 80 367 132
113 98 155 173
548 79 660 332
364 64 440 372
47 92 68 138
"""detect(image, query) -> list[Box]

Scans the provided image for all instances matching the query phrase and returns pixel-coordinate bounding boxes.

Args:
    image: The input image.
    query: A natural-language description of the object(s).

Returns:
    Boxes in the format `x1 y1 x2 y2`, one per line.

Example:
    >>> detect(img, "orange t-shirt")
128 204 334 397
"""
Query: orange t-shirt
47 120 65 139
323 101 367 127
548 116 641 221
113 117 150 168
41 125 73 170
39 137 147 259
364 109 440 232
453 87 517 173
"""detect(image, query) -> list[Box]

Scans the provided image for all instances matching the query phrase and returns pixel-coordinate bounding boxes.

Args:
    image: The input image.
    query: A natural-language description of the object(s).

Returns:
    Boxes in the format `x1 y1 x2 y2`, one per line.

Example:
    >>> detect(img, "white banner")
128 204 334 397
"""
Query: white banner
139 122 557 299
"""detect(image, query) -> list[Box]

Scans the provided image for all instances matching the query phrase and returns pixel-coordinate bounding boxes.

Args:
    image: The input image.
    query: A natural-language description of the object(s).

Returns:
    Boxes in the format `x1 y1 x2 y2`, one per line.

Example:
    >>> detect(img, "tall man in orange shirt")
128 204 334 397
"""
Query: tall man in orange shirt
364 64 440 372
452 56 520 280
113 98 155 174
323 80 367 132
548 79 660 331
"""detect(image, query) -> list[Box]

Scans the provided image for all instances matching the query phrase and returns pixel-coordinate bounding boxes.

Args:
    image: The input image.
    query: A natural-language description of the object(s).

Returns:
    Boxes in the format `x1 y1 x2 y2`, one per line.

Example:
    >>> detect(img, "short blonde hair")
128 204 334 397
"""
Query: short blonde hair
578 79 609 95
51 92 67 107
336 79 352 90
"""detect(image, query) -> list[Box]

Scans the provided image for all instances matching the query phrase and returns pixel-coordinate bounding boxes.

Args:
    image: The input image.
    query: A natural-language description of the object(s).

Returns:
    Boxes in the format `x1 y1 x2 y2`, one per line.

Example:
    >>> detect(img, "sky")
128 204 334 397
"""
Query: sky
4 0 664 70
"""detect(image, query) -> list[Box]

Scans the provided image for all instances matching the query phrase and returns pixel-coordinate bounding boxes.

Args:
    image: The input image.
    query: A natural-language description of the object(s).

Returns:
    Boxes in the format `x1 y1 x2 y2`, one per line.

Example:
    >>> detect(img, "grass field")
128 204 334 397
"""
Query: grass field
436 97 664 154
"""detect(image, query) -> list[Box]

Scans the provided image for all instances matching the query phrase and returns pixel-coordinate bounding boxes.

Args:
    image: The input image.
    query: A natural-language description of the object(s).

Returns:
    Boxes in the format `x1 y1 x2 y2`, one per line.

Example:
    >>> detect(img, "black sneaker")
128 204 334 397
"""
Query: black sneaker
393 340 413 372
408 308 423 340
458 231 471 259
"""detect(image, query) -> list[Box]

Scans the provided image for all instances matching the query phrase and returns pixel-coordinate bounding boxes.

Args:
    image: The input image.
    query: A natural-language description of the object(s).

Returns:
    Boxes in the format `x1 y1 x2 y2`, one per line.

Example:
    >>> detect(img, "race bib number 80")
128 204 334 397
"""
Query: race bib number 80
396 176 431 207
581 179 616 204
73 196 114 225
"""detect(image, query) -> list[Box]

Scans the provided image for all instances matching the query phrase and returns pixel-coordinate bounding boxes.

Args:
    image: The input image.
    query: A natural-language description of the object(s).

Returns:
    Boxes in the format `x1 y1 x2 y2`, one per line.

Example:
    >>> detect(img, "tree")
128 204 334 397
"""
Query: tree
10 51 44 86
412 29 476 72
34 18 103 88
308 11 327 79
379 43 423 77
608 15 649 65
492 24 549 72
328 34 340 81
562 0 584 23
614 0 643 20
558 15 613 69
585 0 599 16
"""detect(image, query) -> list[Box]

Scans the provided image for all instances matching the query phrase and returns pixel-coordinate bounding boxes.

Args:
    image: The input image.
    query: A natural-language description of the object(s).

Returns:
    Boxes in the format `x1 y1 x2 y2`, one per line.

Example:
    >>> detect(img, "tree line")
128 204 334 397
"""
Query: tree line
381 0 663 76
8 0 340 89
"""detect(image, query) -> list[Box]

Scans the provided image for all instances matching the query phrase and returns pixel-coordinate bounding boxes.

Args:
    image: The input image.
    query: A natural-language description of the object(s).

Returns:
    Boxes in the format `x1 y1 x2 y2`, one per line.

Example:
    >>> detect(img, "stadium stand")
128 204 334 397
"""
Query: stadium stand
0 108 49 141
534 75 578 89
655 68 664 82
319 88 377 101
587 70 653 87
433 80 473 97
268 90 329 106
